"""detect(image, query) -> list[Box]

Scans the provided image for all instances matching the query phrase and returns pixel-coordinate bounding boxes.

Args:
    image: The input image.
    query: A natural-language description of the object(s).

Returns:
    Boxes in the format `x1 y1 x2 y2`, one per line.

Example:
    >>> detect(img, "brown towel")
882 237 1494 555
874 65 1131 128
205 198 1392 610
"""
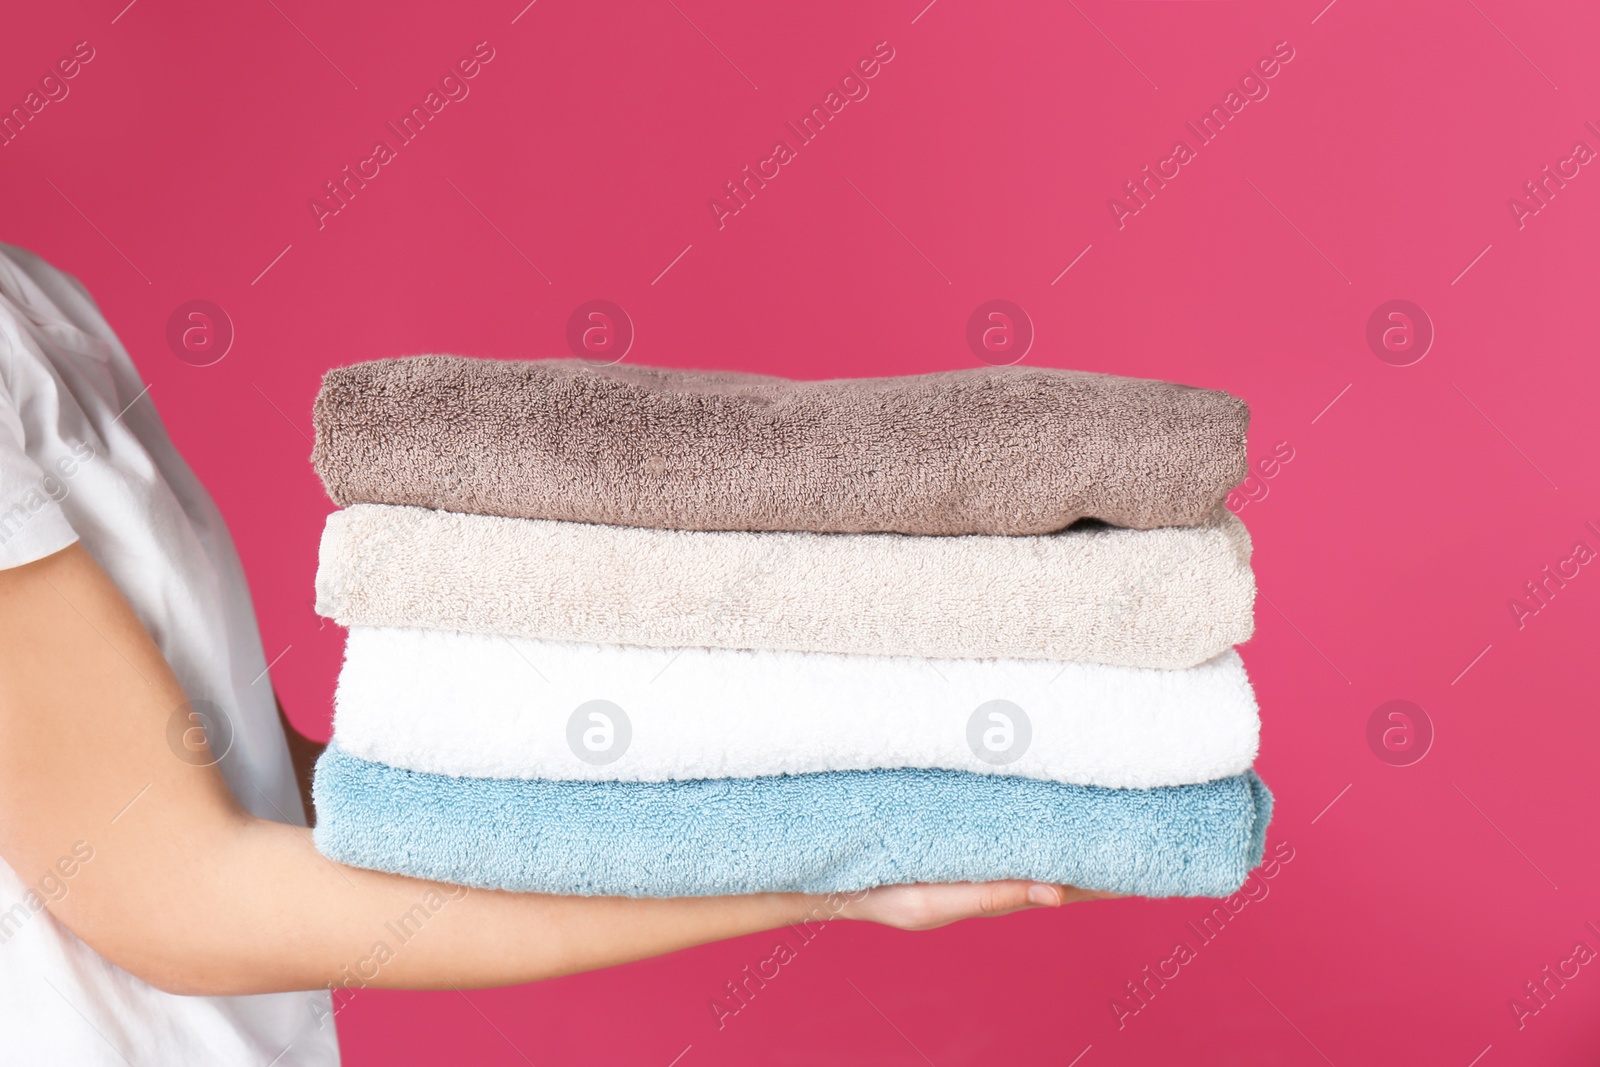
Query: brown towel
311 356 1248 535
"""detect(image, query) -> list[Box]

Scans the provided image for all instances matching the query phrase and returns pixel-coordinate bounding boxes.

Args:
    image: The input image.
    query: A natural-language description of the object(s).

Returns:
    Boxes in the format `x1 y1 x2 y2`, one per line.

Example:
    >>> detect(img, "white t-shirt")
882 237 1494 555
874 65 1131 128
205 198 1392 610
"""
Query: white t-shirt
0 244 340 1065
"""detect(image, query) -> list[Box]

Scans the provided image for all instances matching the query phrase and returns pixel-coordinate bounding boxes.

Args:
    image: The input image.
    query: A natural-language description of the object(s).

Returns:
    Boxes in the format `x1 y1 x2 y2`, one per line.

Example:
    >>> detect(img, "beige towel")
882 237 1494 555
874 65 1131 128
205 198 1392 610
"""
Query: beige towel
311 357 1248 535
316 503 1255 669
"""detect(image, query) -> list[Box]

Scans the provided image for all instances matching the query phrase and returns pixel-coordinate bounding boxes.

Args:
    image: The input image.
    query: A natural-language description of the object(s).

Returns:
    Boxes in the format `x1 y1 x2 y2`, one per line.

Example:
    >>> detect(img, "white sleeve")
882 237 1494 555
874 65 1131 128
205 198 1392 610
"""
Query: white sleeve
0 371 80 569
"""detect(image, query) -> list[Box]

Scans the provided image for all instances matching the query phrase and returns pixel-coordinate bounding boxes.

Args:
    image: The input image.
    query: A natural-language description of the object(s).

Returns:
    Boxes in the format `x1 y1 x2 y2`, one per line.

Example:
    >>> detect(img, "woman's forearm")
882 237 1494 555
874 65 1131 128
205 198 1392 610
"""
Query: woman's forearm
40 792 1056 998
0 544 1089 998
0 544 827 995
120 815 827 997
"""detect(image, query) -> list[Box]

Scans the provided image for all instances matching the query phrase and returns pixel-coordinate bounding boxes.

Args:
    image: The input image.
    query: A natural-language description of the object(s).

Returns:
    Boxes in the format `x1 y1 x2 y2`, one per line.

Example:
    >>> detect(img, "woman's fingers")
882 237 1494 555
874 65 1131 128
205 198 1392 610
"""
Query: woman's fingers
978 882 1120 915
1027 883 1064 906
840 880 1121 931
1057 885 1126 904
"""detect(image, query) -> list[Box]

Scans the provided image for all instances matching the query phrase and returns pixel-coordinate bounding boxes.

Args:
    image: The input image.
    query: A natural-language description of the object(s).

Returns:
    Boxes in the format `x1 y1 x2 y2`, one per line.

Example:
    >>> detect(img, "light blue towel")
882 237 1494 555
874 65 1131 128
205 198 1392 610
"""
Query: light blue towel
312 744 1272 898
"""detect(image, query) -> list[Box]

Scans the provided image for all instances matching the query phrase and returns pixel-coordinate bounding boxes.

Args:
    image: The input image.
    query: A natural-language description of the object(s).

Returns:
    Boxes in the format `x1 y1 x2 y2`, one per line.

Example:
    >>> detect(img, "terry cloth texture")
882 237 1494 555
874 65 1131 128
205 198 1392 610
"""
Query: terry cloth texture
331 627 1260 788
317 503 1254 669
312 745 1273 898
311 357 1249 535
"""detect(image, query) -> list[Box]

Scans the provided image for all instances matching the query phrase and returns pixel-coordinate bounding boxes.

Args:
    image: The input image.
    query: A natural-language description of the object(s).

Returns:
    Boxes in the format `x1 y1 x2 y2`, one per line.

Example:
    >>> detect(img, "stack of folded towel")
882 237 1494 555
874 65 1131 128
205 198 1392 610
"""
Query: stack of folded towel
308 357 1271 898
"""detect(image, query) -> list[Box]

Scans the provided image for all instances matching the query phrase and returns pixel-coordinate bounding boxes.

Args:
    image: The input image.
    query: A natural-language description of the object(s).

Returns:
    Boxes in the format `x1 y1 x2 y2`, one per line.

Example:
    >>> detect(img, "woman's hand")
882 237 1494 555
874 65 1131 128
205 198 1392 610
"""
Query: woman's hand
839 881 1117 931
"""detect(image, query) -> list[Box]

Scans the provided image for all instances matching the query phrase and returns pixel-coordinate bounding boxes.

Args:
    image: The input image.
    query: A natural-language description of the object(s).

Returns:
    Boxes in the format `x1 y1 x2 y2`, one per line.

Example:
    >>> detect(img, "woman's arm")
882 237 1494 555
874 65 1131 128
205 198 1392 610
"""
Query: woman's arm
0 544 1099 998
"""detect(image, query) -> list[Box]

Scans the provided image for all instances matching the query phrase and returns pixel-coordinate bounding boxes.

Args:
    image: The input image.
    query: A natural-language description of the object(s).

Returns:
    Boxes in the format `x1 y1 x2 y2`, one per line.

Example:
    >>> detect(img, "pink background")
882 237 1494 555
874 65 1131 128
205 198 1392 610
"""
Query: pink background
4 0 1599 1063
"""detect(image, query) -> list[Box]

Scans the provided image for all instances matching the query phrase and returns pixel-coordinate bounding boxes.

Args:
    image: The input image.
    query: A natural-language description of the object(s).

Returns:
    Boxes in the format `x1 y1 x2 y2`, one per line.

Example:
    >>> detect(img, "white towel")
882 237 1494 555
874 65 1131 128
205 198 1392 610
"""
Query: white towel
317 503 1255 669
332 627 1261 789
